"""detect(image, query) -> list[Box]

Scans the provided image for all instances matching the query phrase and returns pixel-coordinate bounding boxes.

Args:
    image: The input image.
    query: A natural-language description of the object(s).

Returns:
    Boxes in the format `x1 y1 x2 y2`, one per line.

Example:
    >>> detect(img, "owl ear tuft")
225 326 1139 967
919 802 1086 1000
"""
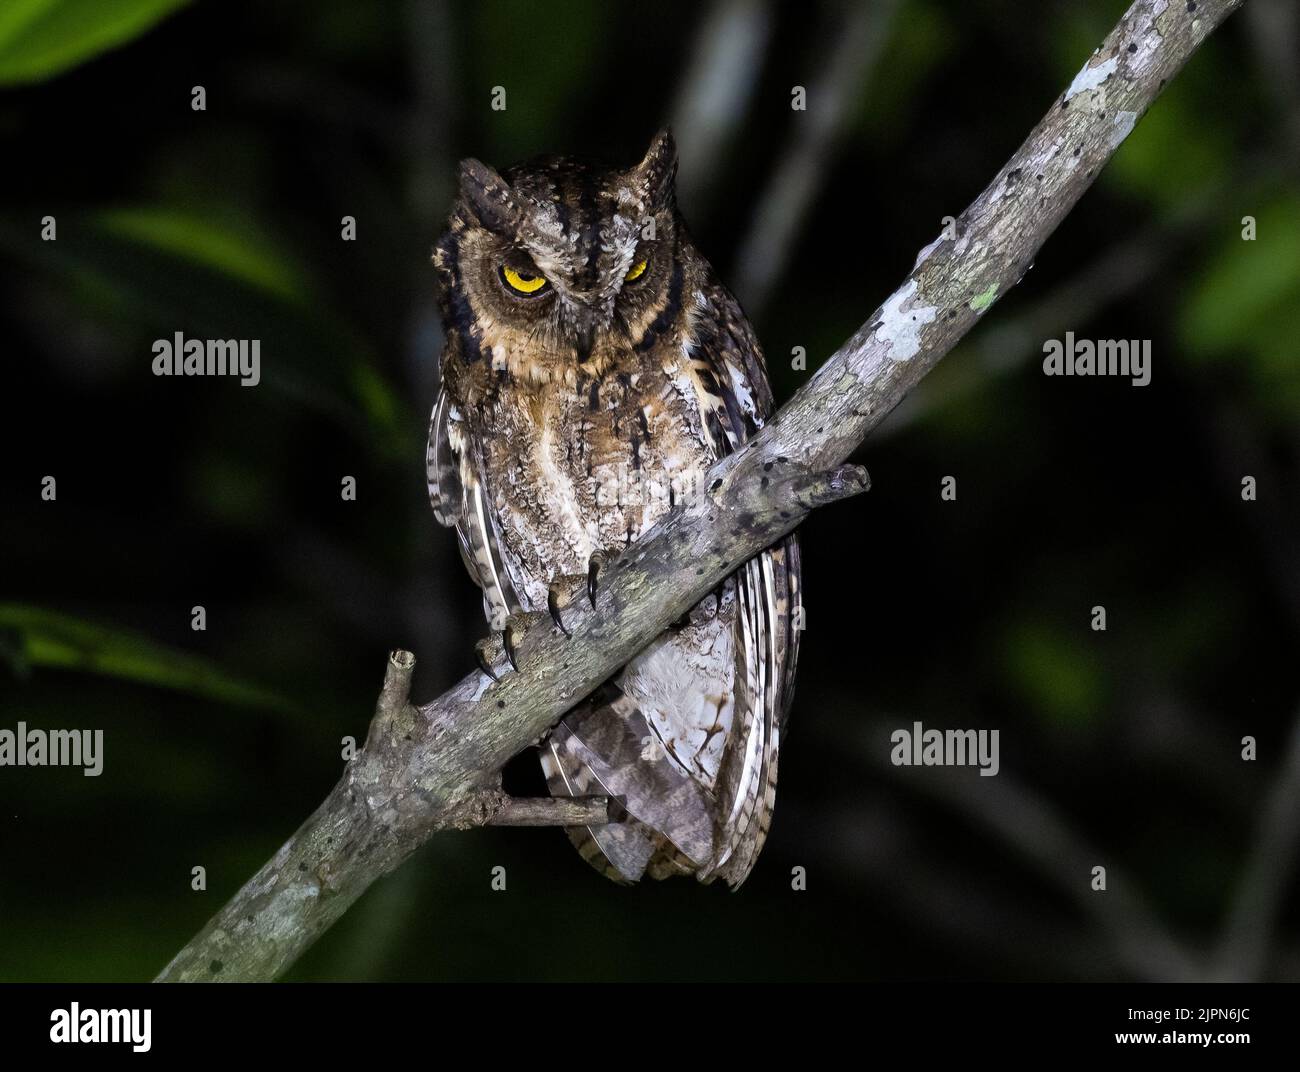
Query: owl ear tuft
458 158 523 236
630 127 677 213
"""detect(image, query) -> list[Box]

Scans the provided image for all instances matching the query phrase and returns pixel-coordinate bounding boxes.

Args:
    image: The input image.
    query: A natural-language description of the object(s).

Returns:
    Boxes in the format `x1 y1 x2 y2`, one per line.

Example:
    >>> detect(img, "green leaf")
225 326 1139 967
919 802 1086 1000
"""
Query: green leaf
349 360 405 443
0 604 295 713
0 212 417 457
94 206 313 306
0 0 190 85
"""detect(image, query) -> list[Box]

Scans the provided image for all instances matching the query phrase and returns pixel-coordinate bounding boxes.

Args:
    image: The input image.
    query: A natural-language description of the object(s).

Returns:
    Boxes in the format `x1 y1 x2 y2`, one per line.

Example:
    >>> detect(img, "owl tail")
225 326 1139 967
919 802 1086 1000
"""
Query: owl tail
539 684 718 883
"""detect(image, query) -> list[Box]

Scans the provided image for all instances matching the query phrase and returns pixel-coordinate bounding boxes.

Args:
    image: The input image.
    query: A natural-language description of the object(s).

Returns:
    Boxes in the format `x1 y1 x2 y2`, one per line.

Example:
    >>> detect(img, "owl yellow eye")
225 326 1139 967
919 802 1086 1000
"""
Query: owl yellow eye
501 265 548 294
625 258 648 282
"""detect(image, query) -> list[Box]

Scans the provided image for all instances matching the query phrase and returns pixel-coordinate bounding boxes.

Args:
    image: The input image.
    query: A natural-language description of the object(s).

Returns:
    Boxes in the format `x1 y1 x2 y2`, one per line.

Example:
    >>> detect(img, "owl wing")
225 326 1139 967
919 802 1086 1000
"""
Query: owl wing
681 278 802 886
426 385 522 628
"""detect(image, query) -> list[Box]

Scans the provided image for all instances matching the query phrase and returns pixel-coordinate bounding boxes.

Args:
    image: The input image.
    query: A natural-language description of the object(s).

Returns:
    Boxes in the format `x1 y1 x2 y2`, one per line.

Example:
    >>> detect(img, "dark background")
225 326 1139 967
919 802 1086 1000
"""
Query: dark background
1 0 1297 982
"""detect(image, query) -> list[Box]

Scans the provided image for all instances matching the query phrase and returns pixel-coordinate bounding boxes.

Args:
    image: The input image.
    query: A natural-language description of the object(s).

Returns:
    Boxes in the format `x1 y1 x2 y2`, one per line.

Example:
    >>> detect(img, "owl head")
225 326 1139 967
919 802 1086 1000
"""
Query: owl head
434 129 686 377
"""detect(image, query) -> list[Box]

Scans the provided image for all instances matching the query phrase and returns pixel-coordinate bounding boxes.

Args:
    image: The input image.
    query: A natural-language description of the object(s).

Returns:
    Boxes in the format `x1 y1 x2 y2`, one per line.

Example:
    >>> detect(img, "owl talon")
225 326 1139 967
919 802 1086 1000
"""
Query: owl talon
587 555 603 609
547 586 571 637
503 623 522 672
474 638 500 682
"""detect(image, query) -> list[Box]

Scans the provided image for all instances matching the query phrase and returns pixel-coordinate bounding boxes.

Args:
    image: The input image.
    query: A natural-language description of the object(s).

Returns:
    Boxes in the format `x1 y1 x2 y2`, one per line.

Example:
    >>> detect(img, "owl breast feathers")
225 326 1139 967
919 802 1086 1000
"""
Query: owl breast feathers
426 128 801 887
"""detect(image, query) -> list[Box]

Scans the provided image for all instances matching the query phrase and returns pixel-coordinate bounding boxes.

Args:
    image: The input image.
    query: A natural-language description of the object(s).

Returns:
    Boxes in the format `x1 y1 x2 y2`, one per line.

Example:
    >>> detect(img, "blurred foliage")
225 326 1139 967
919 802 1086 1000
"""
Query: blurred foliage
0 604 294 712
1182 194 1300 417
470 0 613 162
0 0 190 85
95 206 314 306
853 0 953 141
0 0 1296 983
1001 619 1107 730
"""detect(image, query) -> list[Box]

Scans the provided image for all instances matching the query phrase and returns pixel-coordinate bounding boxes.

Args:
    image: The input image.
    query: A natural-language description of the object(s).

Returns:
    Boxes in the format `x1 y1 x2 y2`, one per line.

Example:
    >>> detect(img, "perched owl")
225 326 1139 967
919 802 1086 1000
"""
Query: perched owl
426 129 800 887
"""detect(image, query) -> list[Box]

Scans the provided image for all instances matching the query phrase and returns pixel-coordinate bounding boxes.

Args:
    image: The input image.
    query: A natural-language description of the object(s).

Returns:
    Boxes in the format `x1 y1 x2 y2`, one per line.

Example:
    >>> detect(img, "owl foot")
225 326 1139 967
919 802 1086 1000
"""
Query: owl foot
545 570 596 636
474 636 501 682
547 584 571 637
475 612 534 678
503 615 526 672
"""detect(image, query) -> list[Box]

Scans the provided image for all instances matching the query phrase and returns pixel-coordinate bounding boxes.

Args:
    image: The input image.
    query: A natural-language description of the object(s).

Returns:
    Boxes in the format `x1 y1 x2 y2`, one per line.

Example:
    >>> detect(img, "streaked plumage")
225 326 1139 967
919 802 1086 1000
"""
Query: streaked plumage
426 129 800 887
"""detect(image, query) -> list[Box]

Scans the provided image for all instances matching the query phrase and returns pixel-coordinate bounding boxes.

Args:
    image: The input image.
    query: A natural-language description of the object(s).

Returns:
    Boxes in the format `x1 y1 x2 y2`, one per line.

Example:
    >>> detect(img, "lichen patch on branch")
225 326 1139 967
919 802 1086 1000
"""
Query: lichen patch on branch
1110 110 1140 150
875 280 939 363
1065 54 1119 101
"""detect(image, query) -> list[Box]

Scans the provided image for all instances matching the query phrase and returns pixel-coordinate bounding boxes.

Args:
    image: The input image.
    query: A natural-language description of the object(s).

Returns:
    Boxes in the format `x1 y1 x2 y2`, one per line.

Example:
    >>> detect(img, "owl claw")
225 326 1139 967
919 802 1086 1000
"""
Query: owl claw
547 586 571 637
503 623 522 672
474 638 500 682
587 555 602 609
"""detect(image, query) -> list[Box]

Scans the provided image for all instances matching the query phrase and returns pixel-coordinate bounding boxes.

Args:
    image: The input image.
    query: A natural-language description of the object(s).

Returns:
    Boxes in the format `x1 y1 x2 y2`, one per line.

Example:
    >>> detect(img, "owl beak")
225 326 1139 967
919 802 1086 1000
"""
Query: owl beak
562 301 605 363
559 291 612 363
573 322 597 365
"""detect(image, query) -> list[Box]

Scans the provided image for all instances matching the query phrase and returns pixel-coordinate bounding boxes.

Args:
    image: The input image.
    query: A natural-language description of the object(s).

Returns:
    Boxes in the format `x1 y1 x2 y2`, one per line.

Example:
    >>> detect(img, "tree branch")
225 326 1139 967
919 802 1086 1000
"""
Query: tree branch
486 796 614 827
155 0 1245 982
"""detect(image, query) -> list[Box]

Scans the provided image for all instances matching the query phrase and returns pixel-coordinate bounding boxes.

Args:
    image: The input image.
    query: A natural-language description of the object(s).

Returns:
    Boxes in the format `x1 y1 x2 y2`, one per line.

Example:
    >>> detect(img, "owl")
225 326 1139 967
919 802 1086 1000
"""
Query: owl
426 129 800 887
